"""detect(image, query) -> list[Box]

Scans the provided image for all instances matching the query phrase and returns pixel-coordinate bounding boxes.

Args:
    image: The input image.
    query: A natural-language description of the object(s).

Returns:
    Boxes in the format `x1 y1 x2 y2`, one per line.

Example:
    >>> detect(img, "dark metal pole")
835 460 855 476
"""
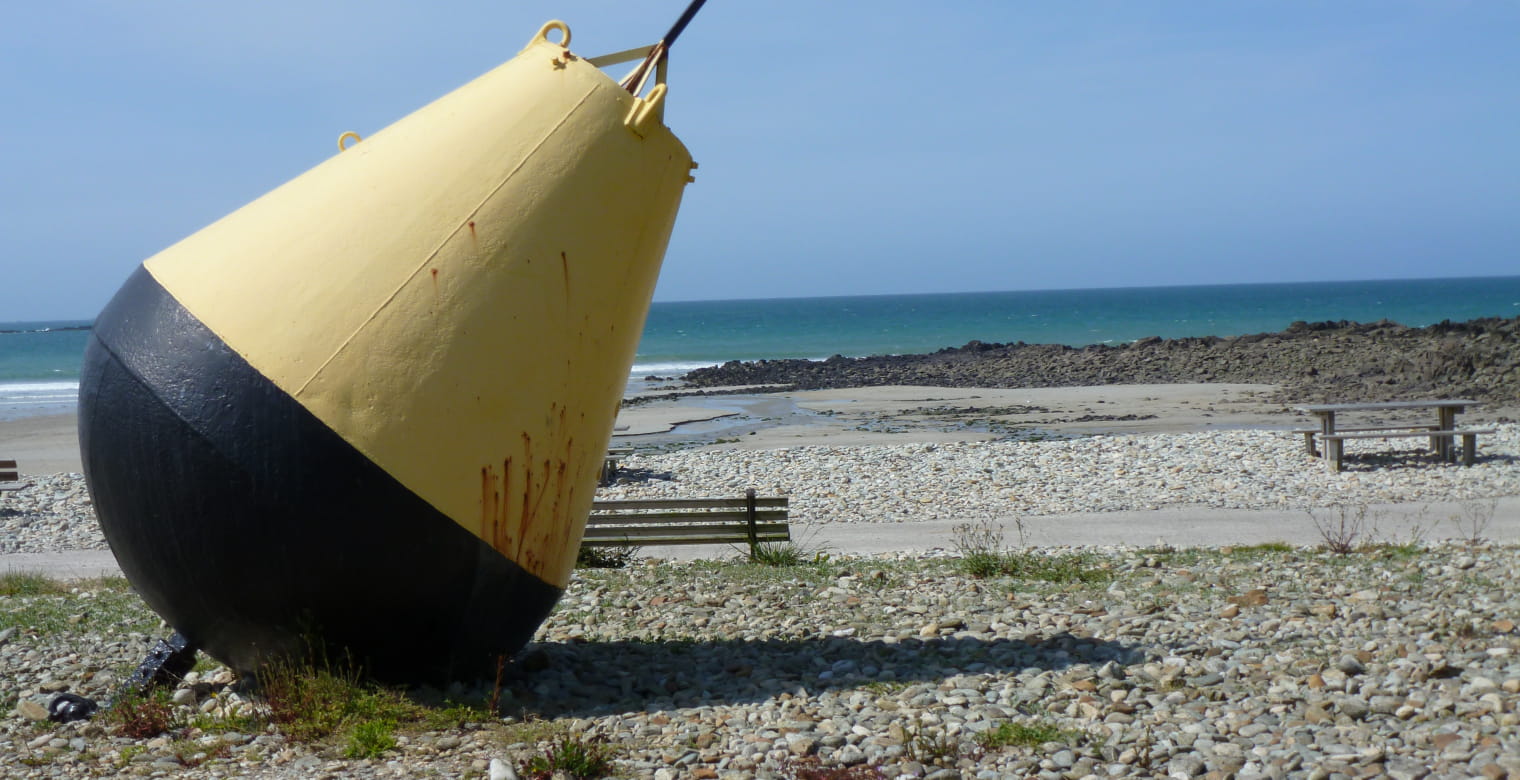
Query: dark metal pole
661 0 710 52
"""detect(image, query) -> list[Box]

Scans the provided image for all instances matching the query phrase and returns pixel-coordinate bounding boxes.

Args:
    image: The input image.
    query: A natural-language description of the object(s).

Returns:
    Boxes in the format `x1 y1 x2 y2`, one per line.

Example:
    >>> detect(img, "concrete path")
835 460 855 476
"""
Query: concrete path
5 497 1514 580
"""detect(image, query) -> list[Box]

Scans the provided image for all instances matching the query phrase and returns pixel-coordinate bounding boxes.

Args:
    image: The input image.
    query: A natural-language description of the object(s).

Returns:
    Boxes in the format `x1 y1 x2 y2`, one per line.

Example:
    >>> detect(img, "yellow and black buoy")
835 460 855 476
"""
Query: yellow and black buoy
78 18 696 683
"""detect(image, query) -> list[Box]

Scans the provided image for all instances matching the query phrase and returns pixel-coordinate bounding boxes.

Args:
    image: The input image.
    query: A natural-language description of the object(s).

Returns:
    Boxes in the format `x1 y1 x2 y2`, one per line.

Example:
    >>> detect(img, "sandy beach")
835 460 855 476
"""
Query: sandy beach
0 412 81 475
3 383 1290 477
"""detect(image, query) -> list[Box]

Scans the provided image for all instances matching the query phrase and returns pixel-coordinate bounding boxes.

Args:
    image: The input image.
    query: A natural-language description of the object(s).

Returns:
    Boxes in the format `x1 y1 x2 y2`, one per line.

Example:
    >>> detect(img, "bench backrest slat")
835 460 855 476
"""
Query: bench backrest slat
588 510 789 525
583 522 792 540
582 533 791 548
591 497 787 512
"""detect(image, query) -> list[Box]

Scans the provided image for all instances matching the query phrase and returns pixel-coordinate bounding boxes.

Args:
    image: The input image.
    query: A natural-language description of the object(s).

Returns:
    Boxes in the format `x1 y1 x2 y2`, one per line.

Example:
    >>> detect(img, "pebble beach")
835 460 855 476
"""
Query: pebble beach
2 398 1518 778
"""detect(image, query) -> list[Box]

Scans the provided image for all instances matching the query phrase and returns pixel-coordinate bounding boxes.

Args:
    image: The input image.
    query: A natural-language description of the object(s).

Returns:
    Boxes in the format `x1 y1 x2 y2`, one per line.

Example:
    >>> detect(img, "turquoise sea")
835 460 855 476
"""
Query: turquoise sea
5 276 1520 420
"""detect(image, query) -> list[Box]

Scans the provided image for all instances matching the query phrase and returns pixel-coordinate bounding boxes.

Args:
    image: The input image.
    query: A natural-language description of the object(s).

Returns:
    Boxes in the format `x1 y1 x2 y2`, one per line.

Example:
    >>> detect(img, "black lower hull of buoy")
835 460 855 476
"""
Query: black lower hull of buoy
79 268 561 684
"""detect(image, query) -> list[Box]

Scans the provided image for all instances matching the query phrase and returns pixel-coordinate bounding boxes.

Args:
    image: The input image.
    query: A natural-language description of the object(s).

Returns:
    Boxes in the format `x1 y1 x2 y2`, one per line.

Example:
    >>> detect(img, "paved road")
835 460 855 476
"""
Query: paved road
5 497 1514 580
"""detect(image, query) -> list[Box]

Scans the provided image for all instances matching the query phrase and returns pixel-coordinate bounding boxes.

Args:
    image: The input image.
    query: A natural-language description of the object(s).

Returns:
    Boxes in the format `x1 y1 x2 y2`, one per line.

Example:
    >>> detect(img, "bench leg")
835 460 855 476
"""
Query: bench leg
1461 433 1477 466
1324 438 1343 473
1302 431 1319 457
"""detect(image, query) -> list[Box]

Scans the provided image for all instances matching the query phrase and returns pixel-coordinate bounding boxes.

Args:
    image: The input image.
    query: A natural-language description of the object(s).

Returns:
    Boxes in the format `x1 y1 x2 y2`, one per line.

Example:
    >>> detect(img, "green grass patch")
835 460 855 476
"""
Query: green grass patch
0 572 69 596
343 719 398 759
256 659 419 743
0 585 161 637
420 702 495 731
859 680 910 696
994 550 1114 585
976 719 1080 750
1224 541 1294 558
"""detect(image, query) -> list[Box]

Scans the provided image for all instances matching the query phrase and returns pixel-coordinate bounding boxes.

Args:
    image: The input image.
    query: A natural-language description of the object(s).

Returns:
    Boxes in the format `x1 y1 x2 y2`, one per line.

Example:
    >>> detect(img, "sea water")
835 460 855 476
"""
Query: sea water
5 276 1520 420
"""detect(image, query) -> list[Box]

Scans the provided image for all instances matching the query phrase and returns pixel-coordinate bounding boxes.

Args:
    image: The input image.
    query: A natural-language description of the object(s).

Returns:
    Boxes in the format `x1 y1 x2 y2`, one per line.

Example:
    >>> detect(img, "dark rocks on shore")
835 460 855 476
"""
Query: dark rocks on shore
683 316 1520 405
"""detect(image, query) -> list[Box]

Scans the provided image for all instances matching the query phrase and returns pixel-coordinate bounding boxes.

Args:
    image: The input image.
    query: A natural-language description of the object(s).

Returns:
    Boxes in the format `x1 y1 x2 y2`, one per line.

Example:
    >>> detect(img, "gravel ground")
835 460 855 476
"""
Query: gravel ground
601 426 1520 523
3 425 1518 778
2 544 1518 778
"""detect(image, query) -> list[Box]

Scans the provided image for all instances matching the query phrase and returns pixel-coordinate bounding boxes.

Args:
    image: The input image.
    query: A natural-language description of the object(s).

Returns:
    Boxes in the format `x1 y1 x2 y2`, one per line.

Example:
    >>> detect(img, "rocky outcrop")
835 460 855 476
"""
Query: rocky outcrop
683 317 1520 405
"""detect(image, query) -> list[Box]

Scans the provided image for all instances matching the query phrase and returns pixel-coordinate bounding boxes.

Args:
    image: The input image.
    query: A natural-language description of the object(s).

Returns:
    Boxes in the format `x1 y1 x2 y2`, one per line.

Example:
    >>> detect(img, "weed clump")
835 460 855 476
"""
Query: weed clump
518 734 620 779
105 687 178 739
952 518 1111 585
576 543 638 569
901 721 965 765
750 541 810 566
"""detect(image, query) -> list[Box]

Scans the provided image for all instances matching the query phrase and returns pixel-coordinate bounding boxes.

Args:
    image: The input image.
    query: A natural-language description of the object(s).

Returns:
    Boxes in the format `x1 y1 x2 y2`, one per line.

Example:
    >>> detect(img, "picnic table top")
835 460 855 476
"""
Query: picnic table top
1294 400 1481 414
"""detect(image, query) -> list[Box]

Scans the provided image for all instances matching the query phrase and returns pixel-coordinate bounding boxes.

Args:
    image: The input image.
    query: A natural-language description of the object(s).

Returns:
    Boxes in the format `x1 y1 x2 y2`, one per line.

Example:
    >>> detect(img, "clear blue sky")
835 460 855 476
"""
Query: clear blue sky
3 1 1517 321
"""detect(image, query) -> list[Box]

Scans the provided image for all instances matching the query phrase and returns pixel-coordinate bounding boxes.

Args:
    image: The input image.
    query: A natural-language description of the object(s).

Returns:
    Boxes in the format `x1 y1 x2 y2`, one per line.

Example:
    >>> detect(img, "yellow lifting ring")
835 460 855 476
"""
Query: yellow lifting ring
532 20 570 48
337 131 363 152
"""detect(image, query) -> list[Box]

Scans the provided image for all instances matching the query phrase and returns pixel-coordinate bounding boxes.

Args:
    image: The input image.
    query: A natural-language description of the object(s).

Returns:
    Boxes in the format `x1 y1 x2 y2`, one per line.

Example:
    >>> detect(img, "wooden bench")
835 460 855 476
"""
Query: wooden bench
1 460 25 495
1292 425 1440 457
599 447 634 485
1320 429 1496 472
583 489 790 557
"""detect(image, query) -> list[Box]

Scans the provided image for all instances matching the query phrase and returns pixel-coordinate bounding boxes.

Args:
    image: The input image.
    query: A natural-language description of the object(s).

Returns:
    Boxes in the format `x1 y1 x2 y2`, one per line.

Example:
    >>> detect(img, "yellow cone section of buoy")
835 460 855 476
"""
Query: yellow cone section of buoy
139 21 694 590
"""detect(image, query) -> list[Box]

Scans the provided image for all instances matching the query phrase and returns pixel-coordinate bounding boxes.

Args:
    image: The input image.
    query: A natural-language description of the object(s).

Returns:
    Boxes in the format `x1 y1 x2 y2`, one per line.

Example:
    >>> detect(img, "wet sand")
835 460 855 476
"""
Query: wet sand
612 383 1291 450
0 412 81 475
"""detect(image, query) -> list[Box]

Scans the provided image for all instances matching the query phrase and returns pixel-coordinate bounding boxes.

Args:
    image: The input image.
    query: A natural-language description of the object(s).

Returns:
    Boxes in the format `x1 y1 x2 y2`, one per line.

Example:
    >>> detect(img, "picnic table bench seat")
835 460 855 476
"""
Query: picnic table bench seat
1319 428 1496 472
1291 425 1442 456
599 447 634 485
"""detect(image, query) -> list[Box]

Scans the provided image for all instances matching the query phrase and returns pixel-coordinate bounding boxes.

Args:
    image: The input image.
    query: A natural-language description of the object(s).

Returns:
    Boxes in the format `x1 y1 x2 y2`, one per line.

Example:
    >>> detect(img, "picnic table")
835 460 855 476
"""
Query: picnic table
1293 400 1493 472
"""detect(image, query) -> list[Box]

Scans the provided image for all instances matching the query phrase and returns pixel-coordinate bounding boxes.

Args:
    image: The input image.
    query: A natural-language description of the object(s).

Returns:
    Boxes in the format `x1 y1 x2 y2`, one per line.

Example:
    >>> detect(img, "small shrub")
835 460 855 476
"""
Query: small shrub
1450 499 1495 544
576 544 638 569
519 734 619 780
953 517 1005 555
106 687 178 739
954 518 1007 579
343 719 398 759
1309 505 1371 555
